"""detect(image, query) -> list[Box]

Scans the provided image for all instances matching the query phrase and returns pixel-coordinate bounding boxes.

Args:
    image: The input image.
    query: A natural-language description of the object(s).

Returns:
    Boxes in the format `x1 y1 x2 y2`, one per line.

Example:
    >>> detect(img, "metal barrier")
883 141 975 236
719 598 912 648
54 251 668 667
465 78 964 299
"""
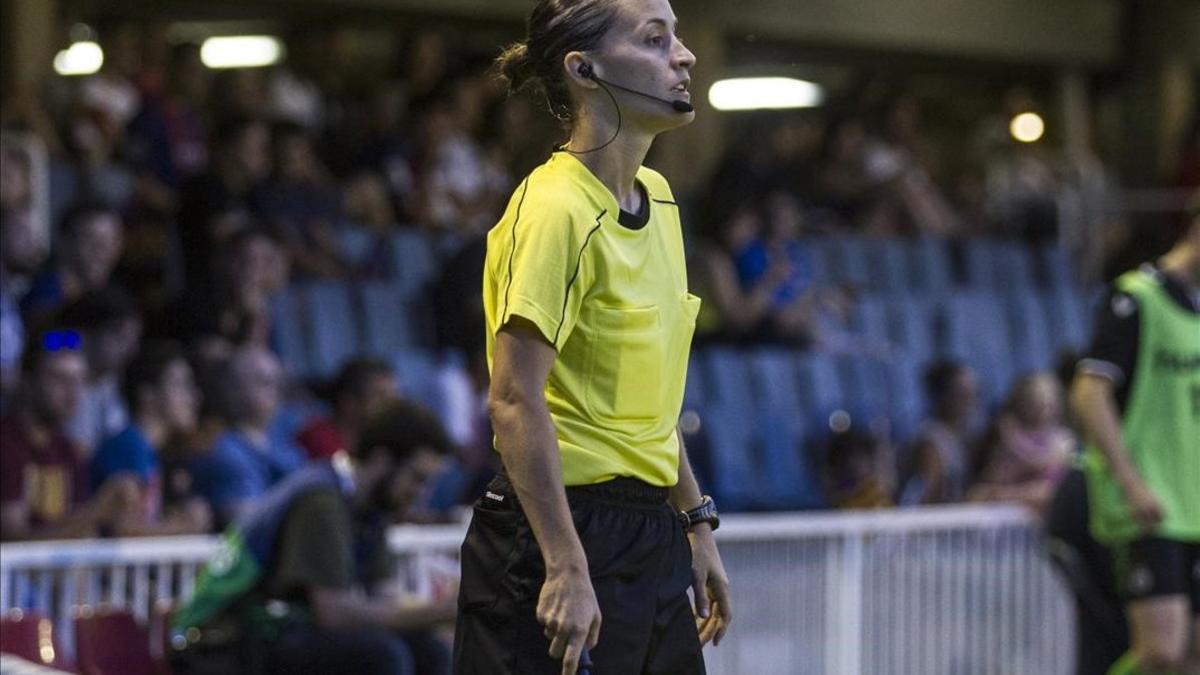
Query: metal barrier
0 505 1074 674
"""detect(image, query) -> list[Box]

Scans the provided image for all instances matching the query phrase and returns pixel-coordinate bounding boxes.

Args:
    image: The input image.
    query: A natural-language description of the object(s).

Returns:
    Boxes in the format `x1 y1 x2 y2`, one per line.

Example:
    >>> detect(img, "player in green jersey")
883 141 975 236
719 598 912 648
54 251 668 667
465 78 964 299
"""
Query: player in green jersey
1071 191 1200 675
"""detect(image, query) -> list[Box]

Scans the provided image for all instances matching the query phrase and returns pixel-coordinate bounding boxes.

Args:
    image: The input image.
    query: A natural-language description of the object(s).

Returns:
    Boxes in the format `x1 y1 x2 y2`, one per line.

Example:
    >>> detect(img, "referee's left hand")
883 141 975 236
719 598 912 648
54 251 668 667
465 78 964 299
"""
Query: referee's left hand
689 525 732 647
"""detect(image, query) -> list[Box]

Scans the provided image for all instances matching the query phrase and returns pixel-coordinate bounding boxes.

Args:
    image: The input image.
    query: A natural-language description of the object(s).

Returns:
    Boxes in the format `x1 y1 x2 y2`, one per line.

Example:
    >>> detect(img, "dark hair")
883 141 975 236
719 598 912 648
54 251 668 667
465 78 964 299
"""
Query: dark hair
354 399 452 463
122 341 188 416
59 287 140 333
333 357 395 404
20 324 84 376
923 360 968 404
58 201 119 240
494 0 621 122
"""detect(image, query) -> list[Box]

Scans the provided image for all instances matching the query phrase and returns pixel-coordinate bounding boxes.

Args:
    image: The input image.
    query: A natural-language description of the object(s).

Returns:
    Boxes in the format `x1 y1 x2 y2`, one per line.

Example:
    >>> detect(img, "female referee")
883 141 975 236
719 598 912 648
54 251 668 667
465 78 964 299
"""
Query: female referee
453 1 732 674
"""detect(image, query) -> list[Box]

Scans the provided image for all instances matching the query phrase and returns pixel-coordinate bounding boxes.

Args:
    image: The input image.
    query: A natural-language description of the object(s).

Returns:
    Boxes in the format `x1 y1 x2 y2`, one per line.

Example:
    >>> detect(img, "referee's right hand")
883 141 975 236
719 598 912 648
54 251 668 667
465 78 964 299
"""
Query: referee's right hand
538 565 602 675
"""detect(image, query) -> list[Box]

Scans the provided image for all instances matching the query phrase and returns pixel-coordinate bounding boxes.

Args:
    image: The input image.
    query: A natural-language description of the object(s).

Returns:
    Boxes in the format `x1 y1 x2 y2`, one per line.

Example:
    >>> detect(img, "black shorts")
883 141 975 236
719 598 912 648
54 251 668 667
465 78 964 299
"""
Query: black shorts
1111 537 1200 613
452 473 705 675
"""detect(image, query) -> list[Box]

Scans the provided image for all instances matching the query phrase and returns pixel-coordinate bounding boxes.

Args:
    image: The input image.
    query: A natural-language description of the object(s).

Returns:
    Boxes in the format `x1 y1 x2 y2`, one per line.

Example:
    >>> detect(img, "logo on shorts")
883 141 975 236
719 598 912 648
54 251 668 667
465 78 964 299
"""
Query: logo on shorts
1129 565 1154 595
485 491 505 502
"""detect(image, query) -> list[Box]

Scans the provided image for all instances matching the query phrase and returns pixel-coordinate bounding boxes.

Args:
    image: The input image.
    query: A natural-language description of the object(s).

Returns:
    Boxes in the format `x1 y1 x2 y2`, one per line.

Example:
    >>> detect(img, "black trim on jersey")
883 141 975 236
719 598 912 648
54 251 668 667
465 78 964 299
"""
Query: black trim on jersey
500 178 532 324
554 211 605 346
618 183 650 231
651 198 678 206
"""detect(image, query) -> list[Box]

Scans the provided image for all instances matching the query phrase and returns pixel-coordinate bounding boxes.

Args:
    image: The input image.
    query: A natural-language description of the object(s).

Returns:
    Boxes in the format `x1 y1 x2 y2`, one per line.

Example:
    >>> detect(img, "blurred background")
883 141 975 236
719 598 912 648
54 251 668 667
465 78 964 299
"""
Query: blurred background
0 0 1197 673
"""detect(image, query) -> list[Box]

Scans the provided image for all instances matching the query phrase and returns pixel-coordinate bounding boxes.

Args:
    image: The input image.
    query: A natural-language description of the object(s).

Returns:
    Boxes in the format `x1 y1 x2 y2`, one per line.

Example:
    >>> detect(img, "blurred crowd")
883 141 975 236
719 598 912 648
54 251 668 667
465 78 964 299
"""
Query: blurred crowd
0 19 1195 546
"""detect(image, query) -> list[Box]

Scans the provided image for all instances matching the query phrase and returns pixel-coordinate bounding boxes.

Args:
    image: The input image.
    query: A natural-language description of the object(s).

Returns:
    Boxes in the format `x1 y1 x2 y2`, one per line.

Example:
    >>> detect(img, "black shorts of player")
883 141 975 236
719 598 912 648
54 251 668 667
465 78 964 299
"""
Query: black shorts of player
452 471 705 675
1111 537 1200 613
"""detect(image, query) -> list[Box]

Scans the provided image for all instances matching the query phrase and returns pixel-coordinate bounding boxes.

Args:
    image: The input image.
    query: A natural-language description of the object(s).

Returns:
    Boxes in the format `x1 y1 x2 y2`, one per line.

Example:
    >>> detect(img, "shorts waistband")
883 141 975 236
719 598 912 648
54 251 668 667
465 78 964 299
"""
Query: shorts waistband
489 470 669 507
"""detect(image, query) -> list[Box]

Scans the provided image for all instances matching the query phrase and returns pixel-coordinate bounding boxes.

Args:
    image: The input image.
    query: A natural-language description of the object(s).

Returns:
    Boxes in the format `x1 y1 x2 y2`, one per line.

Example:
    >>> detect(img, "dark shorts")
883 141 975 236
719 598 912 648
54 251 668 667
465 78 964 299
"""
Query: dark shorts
1111 537 1200 613
452 473 705 675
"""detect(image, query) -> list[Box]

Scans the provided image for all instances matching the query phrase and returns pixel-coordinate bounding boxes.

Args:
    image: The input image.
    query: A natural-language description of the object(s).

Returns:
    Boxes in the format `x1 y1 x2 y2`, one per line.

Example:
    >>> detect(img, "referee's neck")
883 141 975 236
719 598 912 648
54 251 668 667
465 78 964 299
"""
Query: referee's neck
569 125 654 208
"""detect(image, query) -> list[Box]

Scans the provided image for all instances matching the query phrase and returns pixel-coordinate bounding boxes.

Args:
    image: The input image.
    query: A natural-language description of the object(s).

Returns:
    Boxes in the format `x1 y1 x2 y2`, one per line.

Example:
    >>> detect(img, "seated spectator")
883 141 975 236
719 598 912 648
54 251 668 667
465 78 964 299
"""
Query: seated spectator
900 361 982 506
21 203 124 323
1 208 47 407
158 227 287 349
821 421 895 510
969 373 1075 513
59 288 142 455
297 358 400 460
256 122 348 279
177 115 271 294
0 328 138 540
172 400 456 675
91 341 212 535
189 345 305 528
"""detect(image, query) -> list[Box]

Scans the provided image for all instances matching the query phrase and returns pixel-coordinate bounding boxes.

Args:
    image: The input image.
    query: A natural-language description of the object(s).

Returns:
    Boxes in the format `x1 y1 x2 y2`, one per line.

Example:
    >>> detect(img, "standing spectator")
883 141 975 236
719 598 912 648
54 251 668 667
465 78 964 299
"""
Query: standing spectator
970 373 1076 513
901 361 982 505
91 341 212 535
172 400 456 675
256 122 347 279
0 328 138 540
21 203 124 322
189 345 305 528
1 209 47 407
296 358 400 460
177 115 271 294
59 289 143 455
125 42 211 192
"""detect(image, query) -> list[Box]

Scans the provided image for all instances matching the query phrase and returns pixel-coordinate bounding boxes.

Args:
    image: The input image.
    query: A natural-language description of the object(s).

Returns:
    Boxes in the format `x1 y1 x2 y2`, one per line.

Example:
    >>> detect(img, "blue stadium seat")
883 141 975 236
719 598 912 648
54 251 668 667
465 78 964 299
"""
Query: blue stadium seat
838 355 891 417
704 347 756 413
699 405 759 511
1038 243 1076 290
995 241 1036 289
906 238 952 292
887 295 936 368
941 292 1014 405
271 288 313 377
886 357 925 443
757 409 825 510
963 238 1002 288
390 229 439 299
863 238 910 294
359 281 417 357
337 226 377 266
747 348 803 414
683 353 707 409
796 352 843 417
393 348 442 411
1005 291 1055 374
306 281 360 378
853 295 891 343
1046 285 1093 353
828 236 871 288
801 238 834 287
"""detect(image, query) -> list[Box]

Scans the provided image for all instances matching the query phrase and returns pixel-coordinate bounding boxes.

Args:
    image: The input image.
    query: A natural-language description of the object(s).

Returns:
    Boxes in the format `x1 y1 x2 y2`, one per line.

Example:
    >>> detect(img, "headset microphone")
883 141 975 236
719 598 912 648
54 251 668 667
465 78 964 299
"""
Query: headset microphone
579 63 694 113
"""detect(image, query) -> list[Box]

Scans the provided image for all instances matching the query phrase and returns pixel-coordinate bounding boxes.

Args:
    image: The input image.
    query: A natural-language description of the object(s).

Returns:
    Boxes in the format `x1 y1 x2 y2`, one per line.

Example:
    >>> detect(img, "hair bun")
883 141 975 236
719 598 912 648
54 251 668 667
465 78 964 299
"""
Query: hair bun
496 41 537 95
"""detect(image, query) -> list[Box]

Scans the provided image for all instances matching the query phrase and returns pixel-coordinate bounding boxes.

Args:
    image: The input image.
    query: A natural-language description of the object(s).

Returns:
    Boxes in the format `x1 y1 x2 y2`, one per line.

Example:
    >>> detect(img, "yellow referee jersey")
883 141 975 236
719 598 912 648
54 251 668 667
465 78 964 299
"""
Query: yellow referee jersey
483 151 701 487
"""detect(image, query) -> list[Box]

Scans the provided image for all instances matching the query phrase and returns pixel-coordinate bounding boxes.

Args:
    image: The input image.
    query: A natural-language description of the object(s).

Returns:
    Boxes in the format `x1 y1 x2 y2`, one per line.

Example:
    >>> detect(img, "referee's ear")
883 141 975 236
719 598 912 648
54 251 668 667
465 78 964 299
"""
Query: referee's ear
564 51 599 90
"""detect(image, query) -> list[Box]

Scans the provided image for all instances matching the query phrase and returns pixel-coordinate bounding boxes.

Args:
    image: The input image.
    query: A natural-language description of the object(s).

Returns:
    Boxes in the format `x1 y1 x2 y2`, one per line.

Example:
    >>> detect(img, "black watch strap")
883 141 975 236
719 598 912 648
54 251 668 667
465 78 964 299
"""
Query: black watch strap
678 495 720 532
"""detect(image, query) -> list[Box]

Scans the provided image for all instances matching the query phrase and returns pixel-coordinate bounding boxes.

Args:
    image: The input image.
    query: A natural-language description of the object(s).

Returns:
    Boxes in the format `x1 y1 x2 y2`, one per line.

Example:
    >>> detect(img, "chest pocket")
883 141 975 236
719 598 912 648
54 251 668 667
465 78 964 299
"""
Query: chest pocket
584 305 663 422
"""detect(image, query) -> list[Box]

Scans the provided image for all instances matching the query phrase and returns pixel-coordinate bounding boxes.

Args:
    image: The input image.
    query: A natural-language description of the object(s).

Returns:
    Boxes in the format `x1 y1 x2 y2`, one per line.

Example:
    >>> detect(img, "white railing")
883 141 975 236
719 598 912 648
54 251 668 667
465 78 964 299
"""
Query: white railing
0 505 1074 674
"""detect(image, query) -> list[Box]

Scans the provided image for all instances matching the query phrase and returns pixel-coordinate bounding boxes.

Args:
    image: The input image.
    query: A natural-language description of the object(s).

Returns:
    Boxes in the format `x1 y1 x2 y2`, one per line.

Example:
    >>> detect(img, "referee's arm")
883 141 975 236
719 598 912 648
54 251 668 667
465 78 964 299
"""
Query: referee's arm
488 316 601 674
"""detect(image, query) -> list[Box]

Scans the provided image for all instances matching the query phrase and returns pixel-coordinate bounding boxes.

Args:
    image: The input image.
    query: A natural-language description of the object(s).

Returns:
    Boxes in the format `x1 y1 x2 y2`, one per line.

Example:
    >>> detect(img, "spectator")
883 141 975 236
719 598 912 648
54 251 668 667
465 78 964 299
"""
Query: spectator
91 341 212 535
59 289 143 454
817 116 894 231
296 358 400 460
256 122 348 279
177 115 271 293
970 373 1075 513
125 42 210 192
188 345 305 528
1 208 47 407
341 172 400 276
351 84 419 223
0 327 138 540
172 400 456 675
821 422 895 510
158 227 287 349
901 361 982 505
21 202 124 323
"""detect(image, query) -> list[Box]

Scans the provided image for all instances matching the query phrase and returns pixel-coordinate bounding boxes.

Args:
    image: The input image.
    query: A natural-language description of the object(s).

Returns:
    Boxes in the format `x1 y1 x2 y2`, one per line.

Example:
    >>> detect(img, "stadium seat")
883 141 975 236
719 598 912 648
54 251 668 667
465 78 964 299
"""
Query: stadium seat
941 292 1015 404
757 409 825 510
852 295 890 343
801 238 834 287
863 238 910 294
270 288 314 377
827 236 871 288
838 355 891 417
995 241 1037 289
1046 285 1093 354
393 349 443 411
336 226 378 267
360 280 417 357
887 295 936 368
683 354 707 409
906 238 953 292
1005 291 1055 374
390 229 439 299
886 357 925 443
704 347 756 413
1038 243 1077 290
74 607 156 675
699 405 759 511
746 348 803 414
305 281 360 378
795 353 843 417
963 238 1002 288
0 609 69 670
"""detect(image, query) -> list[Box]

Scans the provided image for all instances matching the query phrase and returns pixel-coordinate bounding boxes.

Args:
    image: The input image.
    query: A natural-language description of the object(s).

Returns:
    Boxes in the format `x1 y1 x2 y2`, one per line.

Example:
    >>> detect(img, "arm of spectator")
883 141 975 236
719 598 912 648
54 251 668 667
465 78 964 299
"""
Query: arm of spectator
909 435 947 504
697 245 779 334
109 494 213 537
0 476 139 541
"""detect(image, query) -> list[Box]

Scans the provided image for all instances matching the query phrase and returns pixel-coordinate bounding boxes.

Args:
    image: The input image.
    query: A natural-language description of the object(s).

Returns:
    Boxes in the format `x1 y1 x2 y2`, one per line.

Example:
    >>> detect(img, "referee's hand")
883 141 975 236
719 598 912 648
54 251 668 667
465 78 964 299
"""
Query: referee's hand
690 526 733 647
538 566 602 675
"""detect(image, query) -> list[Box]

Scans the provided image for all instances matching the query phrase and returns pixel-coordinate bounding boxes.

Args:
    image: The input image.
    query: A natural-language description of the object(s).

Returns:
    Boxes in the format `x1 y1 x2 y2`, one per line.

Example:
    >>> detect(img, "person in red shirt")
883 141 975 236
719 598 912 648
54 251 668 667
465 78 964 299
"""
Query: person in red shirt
0 328 137 540
296 358 399 460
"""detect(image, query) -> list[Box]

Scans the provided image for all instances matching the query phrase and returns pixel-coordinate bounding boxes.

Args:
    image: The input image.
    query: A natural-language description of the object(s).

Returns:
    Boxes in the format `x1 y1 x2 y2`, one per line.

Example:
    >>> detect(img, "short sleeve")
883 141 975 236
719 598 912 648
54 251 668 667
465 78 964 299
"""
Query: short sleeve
190 439 265 524
91 432 156 491
495 186 598 350
267 490 354 596
1078 289 1140 385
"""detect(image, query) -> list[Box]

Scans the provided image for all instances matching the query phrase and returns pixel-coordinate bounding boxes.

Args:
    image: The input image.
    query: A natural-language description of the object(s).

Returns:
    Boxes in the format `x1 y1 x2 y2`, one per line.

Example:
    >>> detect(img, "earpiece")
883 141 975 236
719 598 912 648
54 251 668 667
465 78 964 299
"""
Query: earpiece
578 62 594 79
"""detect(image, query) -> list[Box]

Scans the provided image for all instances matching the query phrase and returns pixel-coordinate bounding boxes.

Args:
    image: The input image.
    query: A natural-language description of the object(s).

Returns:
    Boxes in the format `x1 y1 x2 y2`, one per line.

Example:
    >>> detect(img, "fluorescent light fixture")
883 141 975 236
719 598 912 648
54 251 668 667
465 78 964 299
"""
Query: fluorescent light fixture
1009 112 1045 143
200 35 284 69
53 41 103 76
708 77 824 111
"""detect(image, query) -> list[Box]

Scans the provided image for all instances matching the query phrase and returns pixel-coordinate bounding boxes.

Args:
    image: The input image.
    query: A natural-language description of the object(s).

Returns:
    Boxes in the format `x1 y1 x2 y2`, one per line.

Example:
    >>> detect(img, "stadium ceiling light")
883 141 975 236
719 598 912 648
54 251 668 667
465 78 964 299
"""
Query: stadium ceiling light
200 35 284 69
707 77 824 111
1009 112 1045 143
53 41 103 76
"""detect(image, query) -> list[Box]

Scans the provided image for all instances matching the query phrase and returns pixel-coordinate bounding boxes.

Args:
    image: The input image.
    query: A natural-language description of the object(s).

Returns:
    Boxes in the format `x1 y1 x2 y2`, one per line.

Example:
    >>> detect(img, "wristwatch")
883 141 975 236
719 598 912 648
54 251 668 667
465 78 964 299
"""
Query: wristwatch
678 495 720 532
